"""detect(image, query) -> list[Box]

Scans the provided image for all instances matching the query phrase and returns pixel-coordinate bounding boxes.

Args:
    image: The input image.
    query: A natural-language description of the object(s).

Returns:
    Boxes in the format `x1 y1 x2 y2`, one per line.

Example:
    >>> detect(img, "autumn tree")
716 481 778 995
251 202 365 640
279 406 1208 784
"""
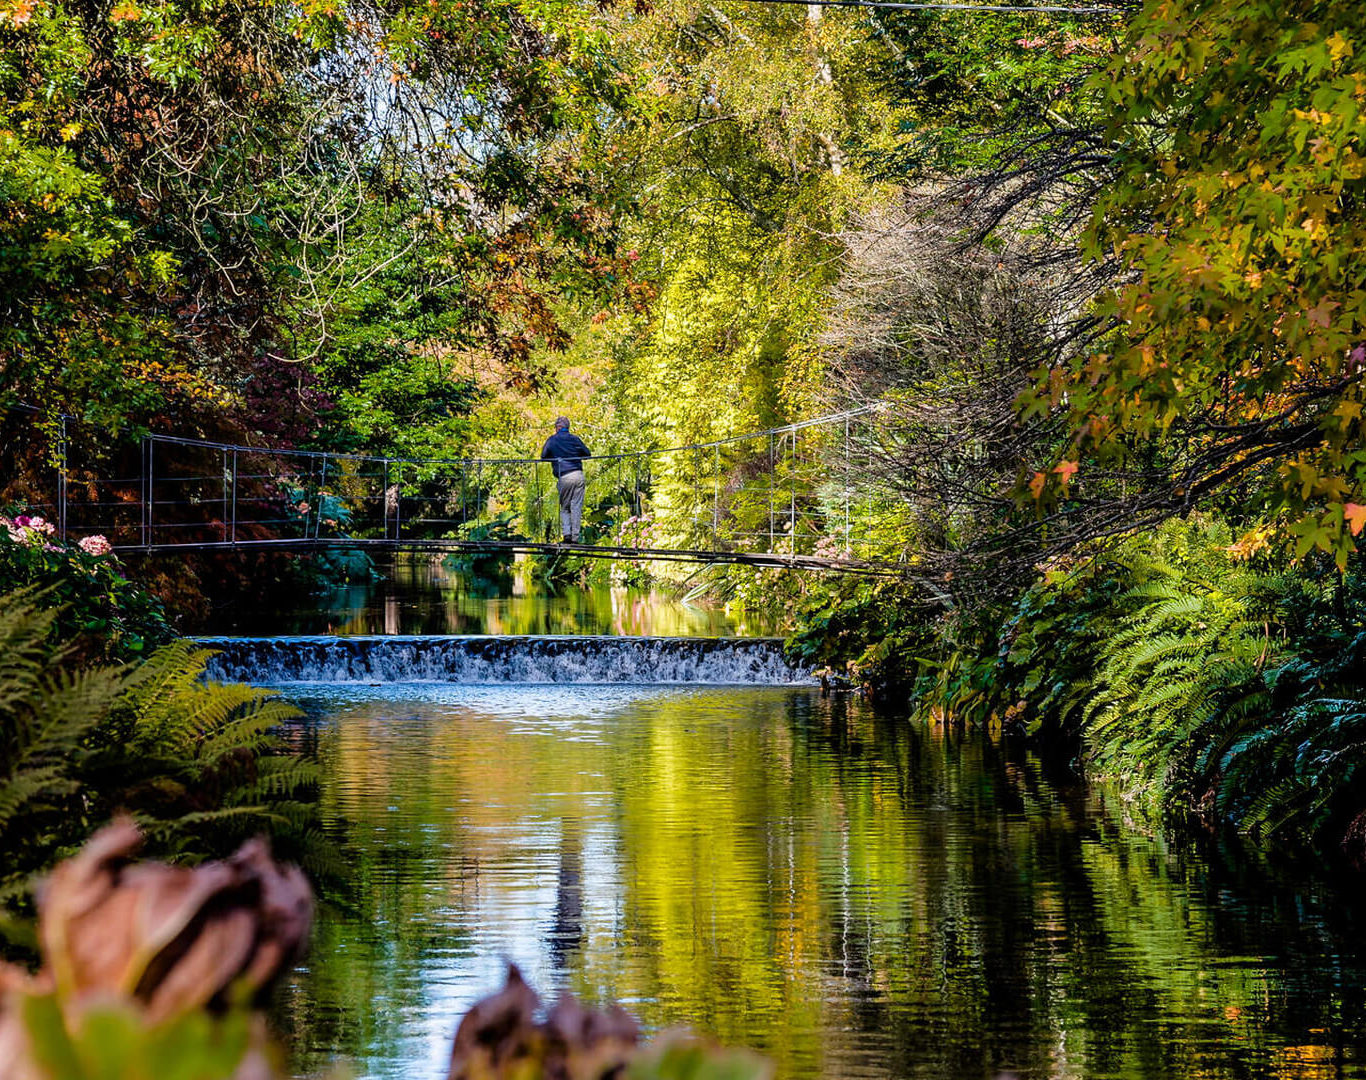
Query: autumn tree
1023 0 1366 564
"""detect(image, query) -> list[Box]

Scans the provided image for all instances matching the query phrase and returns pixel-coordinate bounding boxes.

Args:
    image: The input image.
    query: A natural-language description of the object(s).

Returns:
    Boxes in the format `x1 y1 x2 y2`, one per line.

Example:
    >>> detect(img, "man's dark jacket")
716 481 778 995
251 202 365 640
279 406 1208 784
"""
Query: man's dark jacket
541 429 591 477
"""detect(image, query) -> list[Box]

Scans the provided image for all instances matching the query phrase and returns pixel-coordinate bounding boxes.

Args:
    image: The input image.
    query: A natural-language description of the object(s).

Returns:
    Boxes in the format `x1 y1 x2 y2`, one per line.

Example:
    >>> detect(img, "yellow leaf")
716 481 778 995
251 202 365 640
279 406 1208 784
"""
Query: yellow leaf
2 0 36 25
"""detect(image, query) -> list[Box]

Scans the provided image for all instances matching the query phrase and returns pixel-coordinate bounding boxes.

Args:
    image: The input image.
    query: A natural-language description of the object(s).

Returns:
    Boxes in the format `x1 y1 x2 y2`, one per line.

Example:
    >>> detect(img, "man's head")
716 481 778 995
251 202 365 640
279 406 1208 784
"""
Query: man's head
554 416 570 432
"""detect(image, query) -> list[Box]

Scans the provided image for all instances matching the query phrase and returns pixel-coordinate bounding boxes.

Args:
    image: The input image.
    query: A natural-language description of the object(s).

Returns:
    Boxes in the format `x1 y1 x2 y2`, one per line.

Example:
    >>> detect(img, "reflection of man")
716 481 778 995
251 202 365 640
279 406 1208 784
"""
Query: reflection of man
541 415 591 543
548 817 584 968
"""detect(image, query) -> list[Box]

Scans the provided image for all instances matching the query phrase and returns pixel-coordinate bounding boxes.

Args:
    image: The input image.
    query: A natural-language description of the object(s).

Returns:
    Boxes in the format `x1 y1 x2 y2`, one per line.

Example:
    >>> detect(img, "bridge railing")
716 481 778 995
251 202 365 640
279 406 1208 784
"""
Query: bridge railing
3 405 896 565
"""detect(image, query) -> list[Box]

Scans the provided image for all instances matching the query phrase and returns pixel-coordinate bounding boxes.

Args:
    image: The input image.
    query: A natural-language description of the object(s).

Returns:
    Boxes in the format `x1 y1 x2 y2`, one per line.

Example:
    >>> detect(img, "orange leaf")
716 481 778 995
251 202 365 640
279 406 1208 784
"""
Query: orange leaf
1028 471 1047 499
4 0 36 25
1345 502 1366 536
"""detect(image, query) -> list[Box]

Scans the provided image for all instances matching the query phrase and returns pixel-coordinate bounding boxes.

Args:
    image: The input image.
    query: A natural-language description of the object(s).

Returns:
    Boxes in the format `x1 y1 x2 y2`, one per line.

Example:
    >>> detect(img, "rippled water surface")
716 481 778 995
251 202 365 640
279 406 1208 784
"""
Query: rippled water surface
274 684 1366 1080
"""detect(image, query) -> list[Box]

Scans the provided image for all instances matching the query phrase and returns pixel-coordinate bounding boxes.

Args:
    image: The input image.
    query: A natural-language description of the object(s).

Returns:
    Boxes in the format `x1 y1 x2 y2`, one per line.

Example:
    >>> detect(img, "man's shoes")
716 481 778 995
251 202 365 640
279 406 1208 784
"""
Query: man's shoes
562 536 574 544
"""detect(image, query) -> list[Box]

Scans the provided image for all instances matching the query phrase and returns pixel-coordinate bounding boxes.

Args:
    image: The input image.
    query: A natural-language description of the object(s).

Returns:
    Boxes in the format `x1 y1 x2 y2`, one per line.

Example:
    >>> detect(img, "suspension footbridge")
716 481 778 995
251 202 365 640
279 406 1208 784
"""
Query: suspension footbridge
4 406 902 574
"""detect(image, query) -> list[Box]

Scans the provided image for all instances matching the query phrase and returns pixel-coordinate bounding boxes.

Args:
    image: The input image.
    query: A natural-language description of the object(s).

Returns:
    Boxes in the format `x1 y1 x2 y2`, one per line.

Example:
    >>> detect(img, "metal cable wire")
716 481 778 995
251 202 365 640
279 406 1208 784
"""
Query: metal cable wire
7 402 897 570
724 0 1129 15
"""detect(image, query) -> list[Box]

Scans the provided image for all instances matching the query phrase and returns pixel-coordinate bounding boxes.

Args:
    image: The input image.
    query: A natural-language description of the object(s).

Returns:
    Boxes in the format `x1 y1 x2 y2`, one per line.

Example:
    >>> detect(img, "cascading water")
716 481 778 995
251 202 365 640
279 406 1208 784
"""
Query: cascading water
198 635 813 686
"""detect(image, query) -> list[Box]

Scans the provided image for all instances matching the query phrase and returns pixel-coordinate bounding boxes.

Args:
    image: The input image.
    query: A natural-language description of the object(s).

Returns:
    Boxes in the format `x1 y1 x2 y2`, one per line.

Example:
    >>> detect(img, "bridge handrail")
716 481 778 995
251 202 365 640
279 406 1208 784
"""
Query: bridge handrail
5 399 898 571
137 403 888 468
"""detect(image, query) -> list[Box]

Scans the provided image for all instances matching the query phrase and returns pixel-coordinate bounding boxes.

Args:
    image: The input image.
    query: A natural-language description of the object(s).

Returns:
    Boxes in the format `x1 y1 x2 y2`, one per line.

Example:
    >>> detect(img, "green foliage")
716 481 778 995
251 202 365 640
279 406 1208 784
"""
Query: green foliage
1023 0 1366 558
0 589 320 939
0 514 170 660
785 578 937 702
0 0 295 436
0 598 134 912
16 994 260 1080
1078 553 1366 852
1078 541 1276 798
90 639 320 860
865 9 1119 174
790 518 1366 854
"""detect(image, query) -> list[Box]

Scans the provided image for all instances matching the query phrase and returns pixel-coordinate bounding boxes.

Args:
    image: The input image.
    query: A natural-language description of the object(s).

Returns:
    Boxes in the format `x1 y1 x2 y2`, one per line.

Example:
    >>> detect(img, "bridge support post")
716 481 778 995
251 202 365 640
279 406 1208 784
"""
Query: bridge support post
712 444 720 548
57 414 67 542
692 449 701 538
381 459 390 541
768 432 775 552
316 455 328 540
844 415 851 551
230 450 237 546
532 459 542 541
142 437 153 550
221 448 228 543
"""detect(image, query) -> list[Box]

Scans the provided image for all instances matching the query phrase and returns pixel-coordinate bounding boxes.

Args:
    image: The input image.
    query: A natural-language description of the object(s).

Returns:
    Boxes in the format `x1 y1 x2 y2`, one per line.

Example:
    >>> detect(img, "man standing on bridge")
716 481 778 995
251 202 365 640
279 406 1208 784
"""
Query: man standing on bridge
541 416 591 543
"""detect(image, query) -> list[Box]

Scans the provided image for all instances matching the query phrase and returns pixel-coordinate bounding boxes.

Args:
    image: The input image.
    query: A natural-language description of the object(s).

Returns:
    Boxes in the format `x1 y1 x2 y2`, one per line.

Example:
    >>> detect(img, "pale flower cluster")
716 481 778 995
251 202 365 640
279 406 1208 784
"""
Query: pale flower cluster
614 513 658 549
3 513 56 543
1 514 113 557
79 534 114 556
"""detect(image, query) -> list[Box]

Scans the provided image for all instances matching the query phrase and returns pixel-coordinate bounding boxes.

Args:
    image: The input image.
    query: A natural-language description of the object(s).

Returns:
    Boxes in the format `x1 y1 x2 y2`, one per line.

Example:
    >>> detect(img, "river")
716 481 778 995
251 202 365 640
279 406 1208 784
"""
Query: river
209 558 1366 1079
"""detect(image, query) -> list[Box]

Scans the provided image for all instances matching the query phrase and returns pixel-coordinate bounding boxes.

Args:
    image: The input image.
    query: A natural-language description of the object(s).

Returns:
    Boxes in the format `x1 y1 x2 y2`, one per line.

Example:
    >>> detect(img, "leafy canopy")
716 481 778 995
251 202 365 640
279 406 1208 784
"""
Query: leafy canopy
1025 0 1366 563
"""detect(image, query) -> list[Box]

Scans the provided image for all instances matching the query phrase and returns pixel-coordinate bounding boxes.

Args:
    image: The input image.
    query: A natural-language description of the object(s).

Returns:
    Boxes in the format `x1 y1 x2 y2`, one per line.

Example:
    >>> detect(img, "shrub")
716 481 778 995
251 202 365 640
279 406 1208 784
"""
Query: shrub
0 590 322 951
0 513 171 659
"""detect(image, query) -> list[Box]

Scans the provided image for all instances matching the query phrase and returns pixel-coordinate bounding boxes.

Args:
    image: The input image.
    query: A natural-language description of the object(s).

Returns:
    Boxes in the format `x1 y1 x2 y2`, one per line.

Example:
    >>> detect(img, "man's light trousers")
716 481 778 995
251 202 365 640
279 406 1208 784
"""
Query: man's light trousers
557 469 586 541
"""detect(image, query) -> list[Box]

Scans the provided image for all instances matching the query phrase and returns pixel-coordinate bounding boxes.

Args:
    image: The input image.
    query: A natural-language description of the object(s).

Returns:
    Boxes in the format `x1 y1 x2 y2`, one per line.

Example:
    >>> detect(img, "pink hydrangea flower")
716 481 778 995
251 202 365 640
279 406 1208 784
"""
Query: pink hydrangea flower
79 534 113 556
6 514 55 542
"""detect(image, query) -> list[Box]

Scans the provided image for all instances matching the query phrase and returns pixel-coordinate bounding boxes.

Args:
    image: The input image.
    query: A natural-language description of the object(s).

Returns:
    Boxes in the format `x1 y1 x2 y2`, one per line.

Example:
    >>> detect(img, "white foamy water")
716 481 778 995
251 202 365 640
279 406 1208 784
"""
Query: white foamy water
196 634 813 686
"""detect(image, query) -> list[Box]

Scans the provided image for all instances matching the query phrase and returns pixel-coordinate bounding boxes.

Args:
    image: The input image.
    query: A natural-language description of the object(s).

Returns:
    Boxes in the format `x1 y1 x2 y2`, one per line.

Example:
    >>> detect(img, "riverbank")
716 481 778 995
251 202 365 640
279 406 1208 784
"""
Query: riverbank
788 518 1366 865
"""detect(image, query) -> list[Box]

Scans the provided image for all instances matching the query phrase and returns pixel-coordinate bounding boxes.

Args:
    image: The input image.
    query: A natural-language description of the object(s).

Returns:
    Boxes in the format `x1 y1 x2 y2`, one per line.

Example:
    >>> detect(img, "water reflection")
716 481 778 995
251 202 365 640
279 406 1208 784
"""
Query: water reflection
274 687 1366 1080
201 554 773 637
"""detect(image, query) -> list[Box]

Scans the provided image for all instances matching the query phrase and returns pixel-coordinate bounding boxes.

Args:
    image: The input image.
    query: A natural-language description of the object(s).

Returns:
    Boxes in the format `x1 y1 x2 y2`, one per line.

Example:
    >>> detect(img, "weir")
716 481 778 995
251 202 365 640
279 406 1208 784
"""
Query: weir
199 634 813 686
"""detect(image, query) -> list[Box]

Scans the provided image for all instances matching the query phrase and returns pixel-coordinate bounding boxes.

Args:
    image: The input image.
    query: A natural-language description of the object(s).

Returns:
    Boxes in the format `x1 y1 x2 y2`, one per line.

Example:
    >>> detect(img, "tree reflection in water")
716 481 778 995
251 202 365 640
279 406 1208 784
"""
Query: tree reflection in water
198 553 778 638
272 686 1366 1080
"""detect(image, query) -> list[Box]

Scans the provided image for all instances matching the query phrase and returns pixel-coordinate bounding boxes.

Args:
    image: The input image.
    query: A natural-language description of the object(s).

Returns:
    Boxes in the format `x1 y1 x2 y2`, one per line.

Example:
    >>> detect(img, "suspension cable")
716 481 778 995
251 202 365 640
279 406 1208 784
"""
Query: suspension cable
140 403 891 468
723 0 1129 15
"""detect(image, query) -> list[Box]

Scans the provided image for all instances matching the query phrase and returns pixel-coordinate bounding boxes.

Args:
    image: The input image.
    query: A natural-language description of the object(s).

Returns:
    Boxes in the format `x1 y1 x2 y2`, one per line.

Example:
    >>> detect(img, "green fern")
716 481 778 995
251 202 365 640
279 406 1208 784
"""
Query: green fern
1219 697 1366 842
88 643 321 865
0 588 326 951
0 592 143 906
1081 555 1277 803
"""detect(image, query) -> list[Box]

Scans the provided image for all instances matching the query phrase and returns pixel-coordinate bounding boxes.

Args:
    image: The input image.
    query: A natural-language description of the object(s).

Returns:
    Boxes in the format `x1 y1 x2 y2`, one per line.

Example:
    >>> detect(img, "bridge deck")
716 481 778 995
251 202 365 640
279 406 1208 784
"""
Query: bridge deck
12 402 901 575
119 537 899 575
